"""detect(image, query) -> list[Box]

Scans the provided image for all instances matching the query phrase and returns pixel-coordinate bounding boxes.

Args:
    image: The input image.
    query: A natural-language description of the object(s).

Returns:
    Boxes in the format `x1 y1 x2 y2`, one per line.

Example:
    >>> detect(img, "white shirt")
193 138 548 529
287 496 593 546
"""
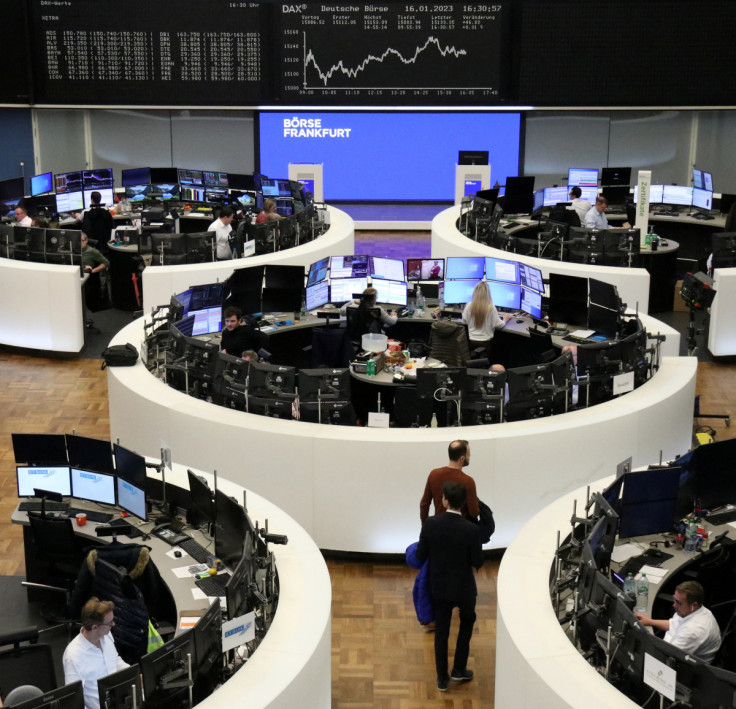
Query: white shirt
664 606 721 663
461 302 504 341
340 300 397 326
207 217 233 259
569 198 591 226
16 215 32 227
584 207 609 230
63 631 129 709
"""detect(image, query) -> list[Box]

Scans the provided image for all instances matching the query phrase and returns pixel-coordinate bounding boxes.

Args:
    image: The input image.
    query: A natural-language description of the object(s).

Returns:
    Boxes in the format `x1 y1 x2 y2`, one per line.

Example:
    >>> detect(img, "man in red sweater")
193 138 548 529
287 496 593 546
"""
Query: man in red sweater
420 440 480 523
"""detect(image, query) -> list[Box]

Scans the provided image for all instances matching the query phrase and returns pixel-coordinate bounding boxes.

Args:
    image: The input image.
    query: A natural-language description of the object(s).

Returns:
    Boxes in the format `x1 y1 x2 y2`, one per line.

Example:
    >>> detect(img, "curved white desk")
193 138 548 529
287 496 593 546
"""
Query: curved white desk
495 474 640 709
0 258 84 352
141 206 355 312
708 266 736 356
108 317 695 554
431 207 652 315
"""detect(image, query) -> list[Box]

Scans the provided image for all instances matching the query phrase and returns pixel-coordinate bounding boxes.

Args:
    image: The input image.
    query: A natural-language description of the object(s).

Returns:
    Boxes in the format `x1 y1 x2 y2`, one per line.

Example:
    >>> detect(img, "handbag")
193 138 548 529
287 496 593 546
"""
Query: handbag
101 343 139 369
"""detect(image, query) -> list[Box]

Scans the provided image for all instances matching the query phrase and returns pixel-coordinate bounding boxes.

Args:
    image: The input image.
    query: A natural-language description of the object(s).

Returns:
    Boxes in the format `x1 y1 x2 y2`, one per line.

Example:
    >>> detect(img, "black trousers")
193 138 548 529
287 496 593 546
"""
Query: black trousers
433 595 477 680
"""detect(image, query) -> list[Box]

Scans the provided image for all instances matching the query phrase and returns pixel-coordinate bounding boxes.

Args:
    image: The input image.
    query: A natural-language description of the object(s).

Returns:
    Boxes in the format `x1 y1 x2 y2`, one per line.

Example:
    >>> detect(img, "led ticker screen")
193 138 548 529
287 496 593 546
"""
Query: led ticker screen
259 111 521 202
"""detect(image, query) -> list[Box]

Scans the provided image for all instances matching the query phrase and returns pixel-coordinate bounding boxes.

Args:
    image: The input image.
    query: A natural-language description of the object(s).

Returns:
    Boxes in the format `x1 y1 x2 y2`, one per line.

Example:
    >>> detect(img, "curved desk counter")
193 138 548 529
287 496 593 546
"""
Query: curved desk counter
108 317 695 555
0 258 84 353
431 206 652 315
708 266 736 356
141 206 354 312
15 462 331 708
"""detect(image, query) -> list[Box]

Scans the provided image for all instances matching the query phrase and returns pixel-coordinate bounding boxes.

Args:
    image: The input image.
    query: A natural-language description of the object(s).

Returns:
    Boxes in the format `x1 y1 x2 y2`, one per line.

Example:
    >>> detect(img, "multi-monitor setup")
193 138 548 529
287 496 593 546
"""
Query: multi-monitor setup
12 433 148 523
0 224 83 267
559 440 736 706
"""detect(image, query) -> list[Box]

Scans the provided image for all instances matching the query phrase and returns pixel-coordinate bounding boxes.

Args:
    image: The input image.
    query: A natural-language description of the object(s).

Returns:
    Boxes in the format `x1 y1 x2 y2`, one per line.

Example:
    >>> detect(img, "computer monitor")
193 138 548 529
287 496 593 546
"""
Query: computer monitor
203 171 228 188
588 303 619 340
299 400 357 425
547 273 588 324
307 257 329 286
589 278 621 311
185 307 221 337
445 256 485 280
662 184 693 207
261 286 302 313
539 186 569 207
440 279 481 306
247 362 296 397
305 280 330 310
113 443 146 489
225 550 255 621
329 277 368 303
17 465 71 498
178 168 204 186
416 367 466 400
248 396 294 420
693 168 704 190
568 168 599 187
692 187 714 211
31 172 53 196
259 178 279 197
330 255 370 279
56 190 84 213
372 279 407 306
485 256 520 284
617 466 682 539
83 188 115 209
83 168 113 191
55 171 83 194
214 488 249 568
298 368 351 400
228 173 256 191
703 171 714 192
12 433 68 465
464 369 506 400
14 681 84 709
371 257 405 281
521 287 542 319
505 362 554 421
0 177 25 203
601 167 631 186
70 467 116 505
116 477 147 522
458 150 489 165
488 281 521 311
407 258 444 281
66 434 115 475
192 597 223 697
503 176 535 214
121 167 151 187
675 438 736 517
265 264 304 289
518 263 544 293
140 628 195 706
204 188 228 204
97 664 142 709
601 185 630 206
187 469 215 529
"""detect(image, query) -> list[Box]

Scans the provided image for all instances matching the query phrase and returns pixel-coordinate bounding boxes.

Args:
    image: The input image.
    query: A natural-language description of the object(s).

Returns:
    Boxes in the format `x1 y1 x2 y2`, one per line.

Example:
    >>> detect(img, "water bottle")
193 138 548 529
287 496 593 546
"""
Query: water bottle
635 573 649 613
684 520 698 553
416 286 424 314
438 289 445 312
430 413 438 428
623 573 636 601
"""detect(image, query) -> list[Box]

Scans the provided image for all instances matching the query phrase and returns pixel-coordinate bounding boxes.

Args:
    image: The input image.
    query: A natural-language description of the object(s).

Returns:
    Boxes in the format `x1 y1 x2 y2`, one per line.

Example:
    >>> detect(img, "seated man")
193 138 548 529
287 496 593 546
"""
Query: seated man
14 205 32 227
220 305 262 356
81 232 110 312
635 580 721 663
584 195 610 230
63 597 129 709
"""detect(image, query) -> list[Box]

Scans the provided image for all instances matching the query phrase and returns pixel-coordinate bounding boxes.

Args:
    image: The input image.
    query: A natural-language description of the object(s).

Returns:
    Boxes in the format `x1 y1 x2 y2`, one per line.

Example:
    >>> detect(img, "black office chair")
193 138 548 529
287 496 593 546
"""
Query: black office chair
428 320 470 366
345 306 382 346
528 327 557 364
309 327 353 368
0 626 56 700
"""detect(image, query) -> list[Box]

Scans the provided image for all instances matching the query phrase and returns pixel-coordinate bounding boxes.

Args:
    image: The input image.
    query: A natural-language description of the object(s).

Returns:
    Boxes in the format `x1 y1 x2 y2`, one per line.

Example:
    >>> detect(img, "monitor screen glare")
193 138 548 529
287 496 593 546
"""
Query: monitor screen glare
17 465 71 498
445 256 485 280
692 187 713 211
71 468 116 505
371 257 405 281
329 277 368 303
116 478 146 521
485 257 520 284
568 168 599 187
31 172 53 196
441 279 481 305
488 281 521 311
373 279 408 306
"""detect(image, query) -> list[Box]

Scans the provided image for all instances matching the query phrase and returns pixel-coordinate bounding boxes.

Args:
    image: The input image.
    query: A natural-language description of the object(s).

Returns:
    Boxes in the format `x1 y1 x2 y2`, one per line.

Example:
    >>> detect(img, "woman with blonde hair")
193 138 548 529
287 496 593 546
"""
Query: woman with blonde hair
461 282 509 357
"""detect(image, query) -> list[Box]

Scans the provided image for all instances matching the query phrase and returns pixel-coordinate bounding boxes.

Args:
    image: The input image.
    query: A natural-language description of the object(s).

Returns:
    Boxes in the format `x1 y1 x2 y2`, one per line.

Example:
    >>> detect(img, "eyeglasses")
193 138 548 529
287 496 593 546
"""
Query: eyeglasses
99 619 116 627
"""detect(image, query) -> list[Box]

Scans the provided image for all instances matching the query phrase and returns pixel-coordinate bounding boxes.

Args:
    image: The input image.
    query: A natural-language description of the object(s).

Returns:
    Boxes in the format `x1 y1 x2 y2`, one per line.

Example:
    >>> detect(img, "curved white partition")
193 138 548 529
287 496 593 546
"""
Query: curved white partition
108 318 696 554
142 206 355 312
0 258 84 352
431 206 652 315
708 267 736 356
495 476 639 709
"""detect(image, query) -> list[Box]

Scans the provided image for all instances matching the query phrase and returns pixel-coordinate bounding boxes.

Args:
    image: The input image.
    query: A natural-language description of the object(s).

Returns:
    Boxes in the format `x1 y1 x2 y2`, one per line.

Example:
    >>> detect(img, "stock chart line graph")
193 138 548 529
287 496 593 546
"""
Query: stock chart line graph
304 34 468 88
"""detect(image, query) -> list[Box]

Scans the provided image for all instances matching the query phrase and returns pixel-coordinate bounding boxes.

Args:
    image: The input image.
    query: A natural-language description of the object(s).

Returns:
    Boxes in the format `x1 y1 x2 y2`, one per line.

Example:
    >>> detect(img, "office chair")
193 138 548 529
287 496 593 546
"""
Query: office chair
309 327 353 368
428 320 470 366
0 627 56 701
528 327 557 364
345 307 382 346
23 513 84 635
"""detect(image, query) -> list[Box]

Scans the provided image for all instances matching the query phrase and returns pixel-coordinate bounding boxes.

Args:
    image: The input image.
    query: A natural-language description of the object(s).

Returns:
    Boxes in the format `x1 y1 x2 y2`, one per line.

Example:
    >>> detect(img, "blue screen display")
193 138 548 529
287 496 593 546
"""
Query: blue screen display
446 256 485 280
259 112 521 201
31 172 53 196
441 279 481 305
488 281 521 310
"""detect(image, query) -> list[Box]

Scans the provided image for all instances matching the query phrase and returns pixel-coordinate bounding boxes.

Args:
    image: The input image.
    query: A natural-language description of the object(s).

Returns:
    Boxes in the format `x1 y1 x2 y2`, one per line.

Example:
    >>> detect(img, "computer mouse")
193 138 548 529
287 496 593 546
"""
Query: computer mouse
515 318 525 324
174 550 182 558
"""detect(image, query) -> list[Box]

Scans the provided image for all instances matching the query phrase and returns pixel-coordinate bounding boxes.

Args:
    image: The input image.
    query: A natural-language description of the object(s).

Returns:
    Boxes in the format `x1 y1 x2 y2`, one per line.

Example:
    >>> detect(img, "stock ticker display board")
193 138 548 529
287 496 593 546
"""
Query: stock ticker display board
273 3 511 105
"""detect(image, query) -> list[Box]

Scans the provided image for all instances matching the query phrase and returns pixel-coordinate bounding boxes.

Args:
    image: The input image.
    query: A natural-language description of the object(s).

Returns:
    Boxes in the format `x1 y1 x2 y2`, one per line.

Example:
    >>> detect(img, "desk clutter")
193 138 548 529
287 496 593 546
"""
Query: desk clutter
11 431 286 708
552 438 736 706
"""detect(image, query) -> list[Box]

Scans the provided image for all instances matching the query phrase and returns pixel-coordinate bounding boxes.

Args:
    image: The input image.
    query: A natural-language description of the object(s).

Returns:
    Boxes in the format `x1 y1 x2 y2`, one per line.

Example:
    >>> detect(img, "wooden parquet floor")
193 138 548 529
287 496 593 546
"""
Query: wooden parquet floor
0 348 735 707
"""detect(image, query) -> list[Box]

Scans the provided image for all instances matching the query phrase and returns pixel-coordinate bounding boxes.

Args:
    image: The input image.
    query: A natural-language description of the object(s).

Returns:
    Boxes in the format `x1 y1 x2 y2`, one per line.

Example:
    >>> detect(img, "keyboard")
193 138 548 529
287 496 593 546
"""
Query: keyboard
195 574 229 597
706 508 736 526
179 537 212 564
67 508 114 524
18 500 69 513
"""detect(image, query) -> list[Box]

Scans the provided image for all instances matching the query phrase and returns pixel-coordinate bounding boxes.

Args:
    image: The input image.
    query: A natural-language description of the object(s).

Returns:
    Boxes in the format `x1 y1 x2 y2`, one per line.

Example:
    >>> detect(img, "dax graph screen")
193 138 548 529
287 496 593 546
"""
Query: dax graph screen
275 3 511 105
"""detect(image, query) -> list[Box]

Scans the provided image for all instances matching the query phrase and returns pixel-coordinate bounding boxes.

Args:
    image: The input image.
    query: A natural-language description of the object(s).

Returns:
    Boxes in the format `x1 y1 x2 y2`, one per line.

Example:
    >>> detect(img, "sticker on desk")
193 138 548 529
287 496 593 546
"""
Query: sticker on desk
643 652 676 700
613 371 635 395
367 412 390 428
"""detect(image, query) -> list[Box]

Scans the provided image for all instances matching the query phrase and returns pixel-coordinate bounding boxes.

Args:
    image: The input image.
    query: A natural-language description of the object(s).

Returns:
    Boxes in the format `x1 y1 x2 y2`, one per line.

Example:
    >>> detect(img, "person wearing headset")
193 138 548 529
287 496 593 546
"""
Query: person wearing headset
634 580 721 663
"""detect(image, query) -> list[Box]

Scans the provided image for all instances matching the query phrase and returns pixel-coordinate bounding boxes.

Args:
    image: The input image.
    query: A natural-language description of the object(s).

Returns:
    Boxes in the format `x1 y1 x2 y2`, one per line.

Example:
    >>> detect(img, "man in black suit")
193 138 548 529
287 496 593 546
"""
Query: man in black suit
416 481 483 692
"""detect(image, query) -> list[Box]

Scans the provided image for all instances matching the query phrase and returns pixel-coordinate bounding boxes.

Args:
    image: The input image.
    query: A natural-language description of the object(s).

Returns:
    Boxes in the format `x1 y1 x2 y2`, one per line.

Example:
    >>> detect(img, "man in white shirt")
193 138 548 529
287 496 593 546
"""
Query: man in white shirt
568 186 591 225
584 195 610 229
635 581 721 663
63 597 129 709
207 205 235 260
14 205 32 227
